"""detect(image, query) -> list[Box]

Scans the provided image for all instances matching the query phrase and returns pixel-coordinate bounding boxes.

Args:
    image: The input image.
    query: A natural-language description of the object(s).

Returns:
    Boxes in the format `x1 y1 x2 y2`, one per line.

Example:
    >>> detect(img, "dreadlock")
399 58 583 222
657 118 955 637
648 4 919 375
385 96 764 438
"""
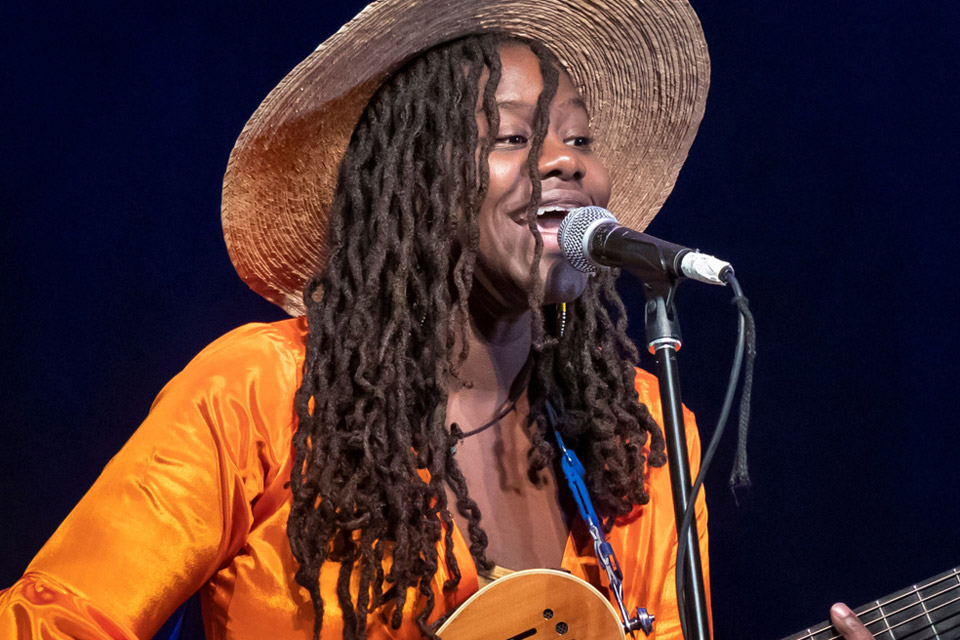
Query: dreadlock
288 34 666 640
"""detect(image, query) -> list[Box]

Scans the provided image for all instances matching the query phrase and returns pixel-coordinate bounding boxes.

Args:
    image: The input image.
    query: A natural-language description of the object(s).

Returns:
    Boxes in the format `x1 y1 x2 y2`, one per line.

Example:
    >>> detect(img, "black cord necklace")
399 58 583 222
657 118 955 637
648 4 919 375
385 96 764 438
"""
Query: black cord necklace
452 353 533 441
457 396 520 439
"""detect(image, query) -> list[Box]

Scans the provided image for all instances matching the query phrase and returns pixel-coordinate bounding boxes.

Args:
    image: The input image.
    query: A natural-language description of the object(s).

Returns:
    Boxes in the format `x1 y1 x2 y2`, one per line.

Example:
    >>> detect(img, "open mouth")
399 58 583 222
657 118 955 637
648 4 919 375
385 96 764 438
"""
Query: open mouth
535 206 573 231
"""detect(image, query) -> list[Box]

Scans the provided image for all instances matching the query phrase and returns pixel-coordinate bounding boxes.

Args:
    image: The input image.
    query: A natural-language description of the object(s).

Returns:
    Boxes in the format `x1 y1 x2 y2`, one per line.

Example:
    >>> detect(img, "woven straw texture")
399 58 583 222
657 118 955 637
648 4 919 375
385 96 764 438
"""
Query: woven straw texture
222 0 710 315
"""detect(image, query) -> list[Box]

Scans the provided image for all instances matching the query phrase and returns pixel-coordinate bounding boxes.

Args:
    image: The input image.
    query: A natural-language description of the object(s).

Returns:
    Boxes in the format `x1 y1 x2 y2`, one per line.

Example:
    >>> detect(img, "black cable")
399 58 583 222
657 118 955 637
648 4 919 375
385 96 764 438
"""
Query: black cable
728 283 756 494
675 271 755 639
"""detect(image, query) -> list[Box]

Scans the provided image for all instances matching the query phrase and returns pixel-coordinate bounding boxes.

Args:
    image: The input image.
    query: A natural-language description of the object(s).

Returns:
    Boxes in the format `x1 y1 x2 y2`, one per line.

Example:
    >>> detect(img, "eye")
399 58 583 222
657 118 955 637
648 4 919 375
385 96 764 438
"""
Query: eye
495 134 529 147
569 136 594 149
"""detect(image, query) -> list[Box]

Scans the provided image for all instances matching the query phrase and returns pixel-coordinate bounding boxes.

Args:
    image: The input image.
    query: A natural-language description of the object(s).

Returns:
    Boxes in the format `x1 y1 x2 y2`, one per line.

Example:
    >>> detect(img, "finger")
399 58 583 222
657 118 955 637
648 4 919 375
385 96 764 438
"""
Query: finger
830 603 874 639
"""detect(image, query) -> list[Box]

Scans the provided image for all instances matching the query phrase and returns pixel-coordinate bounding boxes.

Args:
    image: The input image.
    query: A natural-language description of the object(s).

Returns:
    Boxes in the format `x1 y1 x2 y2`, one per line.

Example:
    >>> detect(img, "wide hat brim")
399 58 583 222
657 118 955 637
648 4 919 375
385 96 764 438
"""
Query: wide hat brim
222 0 710 316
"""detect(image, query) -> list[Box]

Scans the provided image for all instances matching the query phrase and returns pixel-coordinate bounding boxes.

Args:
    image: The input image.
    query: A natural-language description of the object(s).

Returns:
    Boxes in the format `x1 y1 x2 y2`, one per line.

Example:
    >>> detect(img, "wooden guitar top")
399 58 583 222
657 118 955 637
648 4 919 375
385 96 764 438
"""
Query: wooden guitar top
437 568 626 640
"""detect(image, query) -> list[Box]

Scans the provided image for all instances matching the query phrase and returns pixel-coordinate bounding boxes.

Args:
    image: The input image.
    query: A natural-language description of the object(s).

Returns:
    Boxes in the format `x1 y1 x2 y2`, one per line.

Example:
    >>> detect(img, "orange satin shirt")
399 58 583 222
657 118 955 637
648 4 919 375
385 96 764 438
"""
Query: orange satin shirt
0 318 710 639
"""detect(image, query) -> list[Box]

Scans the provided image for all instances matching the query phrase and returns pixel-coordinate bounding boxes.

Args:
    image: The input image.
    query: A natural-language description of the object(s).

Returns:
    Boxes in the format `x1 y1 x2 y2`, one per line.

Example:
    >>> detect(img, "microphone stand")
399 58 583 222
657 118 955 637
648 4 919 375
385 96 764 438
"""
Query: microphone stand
642 277 710 640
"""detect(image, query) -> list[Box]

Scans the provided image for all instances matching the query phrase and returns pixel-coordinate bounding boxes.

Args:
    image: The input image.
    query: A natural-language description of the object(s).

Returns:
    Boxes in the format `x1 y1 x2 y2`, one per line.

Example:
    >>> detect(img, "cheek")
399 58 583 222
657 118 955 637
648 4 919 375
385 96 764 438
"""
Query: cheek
487 160 511 193
477 155 534 255
486 155 530 205
587 158 612 208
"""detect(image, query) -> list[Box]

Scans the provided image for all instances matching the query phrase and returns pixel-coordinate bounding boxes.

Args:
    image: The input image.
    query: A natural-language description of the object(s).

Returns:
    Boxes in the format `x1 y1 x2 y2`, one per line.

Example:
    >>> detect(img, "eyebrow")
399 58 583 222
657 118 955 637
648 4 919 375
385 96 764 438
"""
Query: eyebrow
495 99 536 114
494 97 590 116
559 97 589 113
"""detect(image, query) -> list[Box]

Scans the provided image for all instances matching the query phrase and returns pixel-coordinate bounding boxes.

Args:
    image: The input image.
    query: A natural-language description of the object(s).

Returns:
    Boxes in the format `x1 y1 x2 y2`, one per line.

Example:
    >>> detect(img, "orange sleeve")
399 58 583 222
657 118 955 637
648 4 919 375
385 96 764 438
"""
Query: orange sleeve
0 322 302 639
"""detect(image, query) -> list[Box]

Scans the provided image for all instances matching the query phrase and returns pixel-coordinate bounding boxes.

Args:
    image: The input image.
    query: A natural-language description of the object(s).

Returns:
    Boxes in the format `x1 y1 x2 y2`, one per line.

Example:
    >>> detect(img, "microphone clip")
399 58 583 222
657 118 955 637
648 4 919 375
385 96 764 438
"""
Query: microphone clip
644 282 683 353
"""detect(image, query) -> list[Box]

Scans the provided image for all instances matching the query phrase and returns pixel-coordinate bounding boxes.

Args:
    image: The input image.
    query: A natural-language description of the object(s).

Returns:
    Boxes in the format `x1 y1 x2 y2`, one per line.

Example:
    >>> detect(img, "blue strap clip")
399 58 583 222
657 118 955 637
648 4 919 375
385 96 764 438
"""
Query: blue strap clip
546 401 655 637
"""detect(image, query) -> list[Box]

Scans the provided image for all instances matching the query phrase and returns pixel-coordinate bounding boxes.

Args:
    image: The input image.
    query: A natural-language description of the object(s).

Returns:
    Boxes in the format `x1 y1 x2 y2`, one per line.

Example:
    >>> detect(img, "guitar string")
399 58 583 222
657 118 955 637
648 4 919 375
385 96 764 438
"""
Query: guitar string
794 592 960 640
792 571 959 640
803 592 960 640
850 572 959 622
889 616 960 640
907 616 960 640
857 595 960 640
858 579 960 632
805 595 960 640
790 576 958 640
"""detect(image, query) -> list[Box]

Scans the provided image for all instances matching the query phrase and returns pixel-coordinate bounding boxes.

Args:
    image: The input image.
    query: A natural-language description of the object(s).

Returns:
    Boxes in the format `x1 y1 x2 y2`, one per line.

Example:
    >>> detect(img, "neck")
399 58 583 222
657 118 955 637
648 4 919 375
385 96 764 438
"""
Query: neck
445 286 534 432
455 309 532 395
455 268 537 391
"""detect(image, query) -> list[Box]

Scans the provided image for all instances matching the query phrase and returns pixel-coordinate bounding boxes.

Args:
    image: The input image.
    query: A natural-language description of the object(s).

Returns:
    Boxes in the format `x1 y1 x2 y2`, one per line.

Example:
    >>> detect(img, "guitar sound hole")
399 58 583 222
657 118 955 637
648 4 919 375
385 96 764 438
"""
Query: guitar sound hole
543 609 554 620
555 622 568 635
505 629 537 640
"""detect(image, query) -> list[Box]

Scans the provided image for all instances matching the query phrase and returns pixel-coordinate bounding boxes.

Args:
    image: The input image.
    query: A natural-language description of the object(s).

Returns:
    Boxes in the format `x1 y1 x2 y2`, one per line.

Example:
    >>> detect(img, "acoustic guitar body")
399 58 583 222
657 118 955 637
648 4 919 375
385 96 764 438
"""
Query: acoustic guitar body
437 569 626 640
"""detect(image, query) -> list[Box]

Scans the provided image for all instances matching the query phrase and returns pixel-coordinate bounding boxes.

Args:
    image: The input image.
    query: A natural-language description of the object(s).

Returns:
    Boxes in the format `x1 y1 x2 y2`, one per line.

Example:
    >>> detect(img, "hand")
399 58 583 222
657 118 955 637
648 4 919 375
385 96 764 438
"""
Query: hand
830 603 875 639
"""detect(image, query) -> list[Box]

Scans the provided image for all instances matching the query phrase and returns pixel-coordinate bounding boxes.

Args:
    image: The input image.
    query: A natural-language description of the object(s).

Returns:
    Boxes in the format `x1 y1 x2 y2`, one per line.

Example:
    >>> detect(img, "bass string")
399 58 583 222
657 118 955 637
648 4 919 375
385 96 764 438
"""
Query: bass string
793 569 959 639
833 594 960 640
791 579 960 640
858 572 960 622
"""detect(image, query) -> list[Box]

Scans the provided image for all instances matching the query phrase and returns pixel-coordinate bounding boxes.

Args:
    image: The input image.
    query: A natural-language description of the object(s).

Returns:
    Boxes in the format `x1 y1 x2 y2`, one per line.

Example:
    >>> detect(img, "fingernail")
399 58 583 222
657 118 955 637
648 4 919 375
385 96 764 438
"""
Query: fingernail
831 603 851 620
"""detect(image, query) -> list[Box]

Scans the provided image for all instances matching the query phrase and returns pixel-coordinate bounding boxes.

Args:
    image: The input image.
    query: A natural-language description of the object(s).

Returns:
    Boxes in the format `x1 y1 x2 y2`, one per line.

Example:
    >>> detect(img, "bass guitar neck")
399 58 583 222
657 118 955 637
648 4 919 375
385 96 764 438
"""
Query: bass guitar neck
781 566 960 640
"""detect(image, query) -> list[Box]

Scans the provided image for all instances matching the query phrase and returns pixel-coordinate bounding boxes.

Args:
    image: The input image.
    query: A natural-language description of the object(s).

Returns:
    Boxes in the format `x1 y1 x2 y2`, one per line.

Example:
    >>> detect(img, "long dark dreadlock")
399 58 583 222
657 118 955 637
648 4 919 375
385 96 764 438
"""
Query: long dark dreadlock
288 34 667 640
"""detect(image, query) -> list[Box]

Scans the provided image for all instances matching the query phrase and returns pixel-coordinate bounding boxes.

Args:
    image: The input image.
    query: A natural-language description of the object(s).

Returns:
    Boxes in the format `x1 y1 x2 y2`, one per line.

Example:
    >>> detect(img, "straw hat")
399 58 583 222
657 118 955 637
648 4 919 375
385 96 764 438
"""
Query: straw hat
222 0 710 316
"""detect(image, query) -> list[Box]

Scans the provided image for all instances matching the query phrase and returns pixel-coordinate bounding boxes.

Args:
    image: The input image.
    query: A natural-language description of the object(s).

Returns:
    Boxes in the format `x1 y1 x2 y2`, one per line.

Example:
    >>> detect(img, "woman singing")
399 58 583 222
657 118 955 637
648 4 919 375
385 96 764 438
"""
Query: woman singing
0 0 874 638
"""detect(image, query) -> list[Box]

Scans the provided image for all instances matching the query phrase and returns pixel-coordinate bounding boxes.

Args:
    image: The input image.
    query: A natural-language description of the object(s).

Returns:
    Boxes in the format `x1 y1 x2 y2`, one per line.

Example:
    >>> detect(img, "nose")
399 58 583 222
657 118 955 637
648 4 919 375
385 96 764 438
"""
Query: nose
538 134 585 182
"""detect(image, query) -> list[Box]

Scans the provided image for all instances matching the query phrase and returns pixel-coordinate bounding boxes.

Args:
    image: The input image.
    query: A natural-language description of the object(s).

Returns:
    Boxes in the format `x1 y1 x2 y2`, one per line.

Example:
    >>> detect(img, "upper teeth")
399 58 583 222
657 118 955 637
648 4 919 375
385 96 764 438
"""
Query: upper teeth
537 206 571 216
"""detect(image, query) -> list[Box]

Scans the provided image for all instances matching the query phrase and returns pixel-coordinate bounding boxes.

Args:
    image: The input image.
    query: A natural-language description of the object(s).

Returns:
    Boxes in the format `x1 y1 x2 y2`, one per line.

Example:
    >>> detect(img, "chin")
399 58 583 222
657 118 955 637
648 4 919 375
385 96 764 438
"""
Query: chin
541 260 590 305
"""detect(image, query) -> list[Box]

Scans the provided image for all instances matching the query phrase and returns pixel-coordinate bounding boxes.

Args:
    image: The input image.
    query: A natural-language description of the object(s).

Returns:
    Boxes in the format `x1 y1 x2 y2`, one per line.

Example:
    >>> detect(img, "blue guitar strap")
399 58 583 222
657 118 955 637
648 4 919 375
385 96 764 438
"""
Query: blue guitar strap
545 400 654 636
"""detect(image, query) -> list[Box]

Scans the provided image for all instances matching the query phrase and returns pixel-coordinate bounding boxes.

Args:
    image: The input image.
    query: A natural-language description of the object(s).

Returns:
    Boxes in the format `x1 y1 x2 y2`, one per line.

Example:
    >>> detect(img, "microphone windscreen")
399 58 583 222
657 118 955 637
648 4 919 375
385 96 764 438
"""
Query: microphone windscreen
558 206 618 273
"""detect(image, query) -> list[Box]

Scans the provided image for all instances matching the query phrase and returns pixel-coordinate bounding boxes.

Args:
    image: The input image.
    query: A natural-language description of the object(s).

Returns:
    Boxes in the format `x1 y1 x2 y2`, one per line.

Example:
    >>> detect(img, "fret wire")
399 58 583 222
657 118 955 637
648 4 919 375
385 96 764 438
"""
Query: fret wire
876 599 893 640
811 593 960 640
845 571 960 625
898 622 960 640
919 616 960 640
865 580 960 629
861 593 960 640
842 581 959 639
785 569 959 640
895 614 960 640
916 583 940 640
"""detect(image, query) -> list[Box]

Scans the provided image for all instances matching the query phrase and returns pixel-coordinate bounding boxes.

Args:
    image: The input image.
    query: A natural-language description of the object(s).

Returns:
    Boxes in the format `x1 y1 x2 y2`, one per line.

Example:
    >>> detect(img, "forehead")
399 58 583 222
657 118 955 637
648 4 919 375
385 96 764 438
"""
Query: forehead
495 43 587 116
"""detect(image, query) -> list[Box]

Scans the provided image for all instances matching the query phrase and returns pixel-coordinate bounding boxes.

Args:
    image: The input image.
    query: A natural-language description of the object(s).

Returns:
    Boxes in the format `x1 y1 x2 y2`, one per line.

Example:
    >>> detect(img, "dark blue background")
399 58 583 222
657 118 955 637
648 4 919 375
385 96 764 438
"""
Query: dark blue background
3 2 958 638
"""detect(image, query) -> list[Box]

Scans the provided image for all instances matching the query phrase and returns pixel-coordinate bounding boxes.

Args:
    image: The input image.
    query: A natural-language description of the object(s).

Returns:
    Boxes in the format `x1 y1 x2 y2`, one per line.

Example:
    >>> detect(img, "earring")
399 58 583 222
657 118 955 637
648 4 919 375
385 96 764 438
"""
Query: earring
557 302 567 338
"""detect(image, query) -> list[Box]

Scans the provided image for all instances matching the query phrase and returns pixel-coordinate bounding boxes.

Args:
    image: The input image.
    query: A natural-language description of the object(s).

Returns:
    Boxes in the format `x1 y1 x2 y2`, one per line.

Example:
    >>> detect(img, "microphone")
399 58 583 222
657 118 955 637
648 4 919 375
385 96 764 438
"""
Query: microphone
558 206 733 285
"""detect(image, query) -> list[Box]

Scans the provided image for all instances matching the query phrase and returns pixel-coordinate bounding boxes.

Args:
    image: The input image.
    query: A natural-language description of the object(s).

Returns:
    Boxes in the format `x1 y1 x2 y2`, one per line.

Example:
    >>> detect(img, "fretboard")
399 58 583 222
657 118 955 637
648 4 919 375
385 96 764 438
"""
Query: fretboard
781 566 960 640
